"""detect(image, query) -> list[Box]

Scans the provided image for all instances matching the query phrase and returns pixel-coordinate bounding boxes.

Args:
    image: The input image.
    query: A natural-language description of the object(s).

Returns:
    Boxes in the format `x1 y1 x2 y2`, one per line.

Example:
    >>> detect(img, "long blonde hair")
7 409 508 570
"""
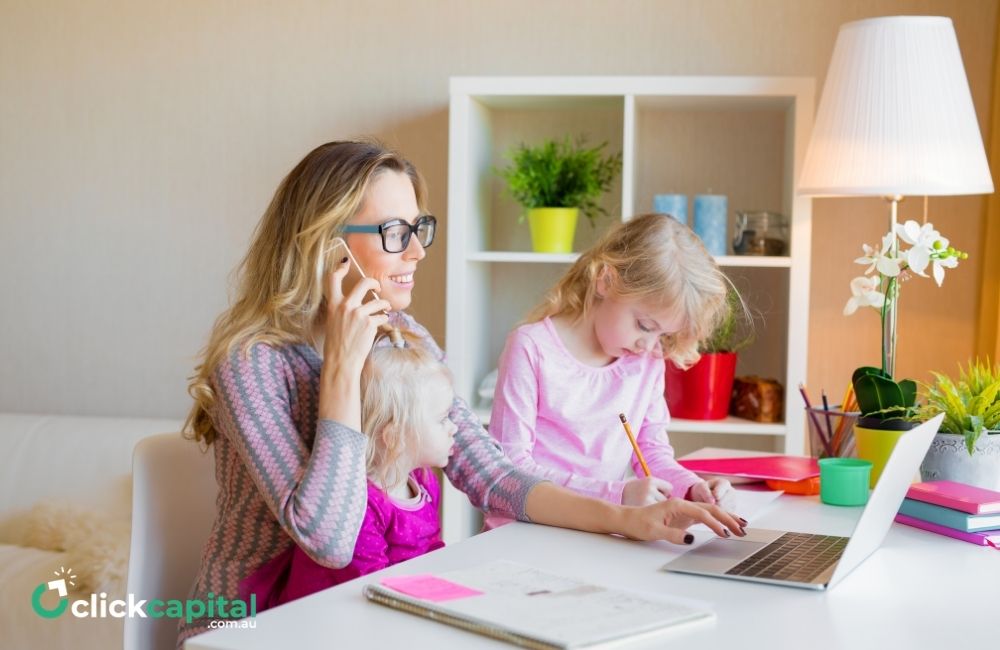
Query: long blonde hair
361 327 453 490
528 213 731 368
184 140 427 445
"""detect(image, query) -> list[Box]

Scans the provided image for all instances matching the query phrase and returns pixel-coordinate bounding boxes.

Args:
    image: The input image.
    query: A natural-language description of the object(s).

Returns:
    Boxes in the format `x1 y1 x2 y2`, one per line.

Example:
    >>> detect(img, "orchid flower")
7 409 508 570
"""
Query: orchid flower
895 220 942 278
932 253 959 287
843 276 885 315
854 232 902 277
844 218 967 377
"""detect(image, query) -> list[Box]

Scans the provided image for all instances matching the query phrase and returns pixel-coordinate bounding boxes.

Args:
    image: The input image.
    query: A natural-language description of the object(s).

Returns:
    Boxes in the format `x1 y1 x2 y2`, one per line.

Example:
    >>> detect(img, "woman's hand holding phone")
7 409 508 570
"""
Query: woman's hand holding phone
317 248 392 426
323 256 391 374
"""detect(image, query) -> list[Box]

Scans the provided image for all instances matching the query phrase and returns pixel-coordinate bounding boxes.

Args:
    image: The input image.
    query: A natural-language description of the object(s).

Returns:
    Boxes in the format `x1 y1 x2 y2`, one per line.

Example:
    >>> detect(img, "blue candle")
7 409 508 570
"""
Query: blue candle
693 194 728 256
653 194 687 226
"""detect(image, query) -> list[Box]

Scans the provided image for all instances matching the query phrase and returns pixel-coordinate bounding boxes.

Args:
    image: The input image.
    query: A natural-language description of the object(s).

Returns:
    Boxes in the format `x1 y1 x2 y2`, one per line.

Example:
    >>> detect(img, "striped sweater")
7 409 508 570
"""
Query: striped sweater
177 312 544 646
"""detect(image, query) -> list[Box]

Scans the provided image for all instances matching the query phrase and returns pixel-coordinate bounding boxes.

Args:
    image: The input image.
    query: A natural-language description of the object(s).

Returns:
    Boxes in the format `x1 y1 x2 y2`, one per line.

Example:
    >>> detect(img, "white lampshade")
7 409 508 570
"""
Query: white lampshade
799 16 993 196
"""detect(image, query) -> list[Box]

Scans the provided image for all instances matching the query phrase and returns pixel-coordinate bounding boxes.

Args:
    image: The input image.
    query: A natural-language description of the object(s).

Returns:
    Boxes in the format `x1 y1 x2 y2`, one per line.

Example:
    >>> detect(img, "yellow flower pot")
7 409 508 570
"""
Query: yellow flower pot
527 207 579 253
854 425 912 488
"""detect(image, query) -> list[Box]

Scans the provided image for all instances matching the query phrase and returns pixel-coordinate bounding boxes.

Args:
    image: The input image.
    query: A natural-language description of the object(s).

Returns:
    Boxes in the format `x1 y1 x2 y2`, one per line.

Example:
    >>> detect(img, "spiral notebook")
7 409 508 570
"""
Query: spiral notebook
363 560 714 649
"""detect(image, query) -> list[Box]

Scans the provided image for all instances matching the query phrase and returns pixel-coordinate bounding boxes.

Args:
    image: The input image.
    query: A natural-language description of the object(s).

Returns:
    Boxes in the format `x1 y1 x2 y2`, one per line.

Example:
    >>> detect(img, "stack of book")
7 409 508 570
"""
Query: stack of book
895 480 1000 548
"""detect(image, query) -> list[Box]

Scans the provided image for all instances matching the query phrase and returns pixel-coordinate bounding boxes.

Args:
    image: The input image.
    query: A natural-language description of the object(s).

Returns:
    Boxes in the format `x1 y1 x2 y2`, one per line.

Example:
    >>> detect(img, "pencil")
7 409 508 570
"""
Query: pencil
799 384 833 457
831 383 856 456
821 389 835 453
618 413 651 477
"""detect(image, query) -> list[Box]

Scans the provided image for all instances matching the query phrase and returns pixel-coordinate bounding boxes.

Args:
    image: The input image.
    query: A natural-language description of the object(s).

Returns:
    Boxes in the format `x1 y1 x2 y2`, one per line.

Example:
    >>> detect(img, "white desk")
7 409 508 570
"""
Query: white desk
187 493 997 650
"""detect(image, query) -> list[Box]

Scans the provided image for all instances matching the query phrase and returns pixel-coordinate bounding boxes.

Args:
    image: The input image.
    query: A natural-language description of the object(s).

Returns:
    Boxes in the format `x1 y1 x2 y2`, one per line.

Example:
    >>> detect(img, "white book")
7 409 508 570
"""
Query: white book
363 560 714 649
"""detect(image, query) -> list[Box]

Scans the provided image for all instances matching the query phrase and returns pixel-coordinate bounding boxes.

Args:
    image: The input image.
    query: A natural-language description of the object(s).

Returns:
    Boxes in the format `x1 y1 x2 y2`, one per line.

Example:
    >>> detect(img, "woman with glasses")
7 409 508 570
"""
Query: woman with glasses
177 140 742 645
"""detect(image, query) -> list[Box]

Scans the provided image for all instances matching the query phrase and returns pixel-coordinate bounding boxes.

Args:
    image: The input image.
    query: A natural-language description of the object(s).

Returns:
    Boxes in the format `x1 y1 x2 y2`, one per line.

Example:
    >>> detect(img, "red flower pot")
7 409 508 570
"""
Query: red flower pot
665 352 738 420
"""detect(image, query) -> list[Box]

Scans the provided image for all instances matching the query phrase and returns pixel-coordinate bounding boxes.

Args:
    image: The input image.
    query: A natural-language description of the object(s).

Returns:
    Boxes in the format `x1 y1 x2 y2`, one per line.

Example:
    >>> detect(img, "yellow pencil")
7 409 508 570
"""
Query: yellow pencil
831 383 856 455
619 413 651 477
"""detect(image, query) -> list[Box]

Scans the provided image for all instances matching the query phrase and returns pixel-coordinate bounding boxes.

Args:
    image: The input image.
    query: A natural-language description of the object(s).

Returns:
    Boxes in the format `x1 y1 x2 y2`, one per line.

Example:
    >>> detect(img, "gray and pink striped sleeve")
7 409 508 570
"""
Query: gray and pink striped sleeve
212 343 369 568
396 313 547 520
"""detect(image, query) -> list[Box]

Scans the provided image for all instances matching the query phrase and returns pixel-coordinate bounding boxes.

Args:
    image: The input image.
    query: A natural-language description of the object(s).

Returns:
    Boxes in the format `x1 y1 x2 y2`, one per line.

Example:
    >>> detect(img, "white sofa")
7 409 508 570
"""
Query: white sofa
0 413 182 650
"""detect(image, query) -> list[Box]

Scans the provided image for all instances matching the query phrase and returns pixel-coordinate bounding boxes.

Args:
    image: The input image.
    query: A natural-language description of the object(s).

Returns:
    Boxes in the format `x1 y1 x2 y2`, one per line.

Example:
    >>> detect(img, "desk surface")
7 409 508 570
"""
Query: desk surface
187 493 997 650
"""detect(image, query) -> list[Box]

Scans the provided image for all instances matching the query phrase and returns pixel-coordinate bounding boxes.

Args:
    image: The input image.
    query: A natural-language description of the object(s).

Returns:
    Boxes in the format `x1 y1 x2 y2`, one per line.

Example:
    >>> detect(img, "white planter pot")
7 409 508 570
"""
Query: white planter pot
920 431 1000 490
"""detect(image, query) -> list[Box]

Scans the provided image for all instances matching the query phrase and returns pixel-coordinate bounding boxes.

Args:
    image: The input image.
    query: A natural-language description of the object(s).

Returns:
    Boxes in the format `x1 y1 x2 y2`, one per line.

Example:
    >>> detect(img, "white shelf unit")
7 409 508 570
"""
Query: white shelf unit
444 76 815 542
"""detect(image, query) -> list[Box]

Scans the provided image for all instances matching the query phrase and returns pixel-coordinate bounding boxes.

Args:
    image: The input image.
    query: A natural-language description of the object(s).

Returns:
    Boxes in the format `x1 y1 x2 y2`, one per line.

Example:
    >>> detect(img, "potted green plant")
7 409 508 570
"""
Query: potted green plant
498 136 622 253
665 288 754 420
842 220 967 486
913 359 1000 490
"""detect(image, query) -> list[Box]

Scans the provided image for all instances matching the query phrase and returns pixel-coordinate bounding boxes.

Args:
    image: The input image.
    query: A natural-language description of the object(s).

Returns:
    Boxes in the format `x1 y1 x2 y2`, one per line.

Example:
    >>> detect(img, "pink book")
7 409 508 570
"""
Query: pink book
895 513 1000 548
905 480 1000 515
677 456 819 482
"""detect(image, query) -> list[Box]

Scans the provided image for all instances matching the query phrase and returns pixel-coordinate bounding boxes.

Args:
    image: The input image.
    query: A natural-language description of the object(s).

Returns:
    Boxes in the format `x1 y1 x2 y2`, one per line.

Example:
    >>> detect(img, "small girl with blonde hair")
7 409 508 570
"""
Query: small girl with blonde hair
240 325 457 608
487 213 743 528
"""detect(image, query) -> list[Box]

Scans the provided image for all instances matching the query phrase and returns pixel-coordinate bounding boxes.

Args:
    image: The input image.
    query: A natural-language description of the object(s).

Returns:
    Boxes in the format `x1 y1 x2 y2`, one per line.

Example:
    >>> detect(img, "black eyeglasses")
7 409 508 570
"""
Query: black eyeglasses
341 215 436 253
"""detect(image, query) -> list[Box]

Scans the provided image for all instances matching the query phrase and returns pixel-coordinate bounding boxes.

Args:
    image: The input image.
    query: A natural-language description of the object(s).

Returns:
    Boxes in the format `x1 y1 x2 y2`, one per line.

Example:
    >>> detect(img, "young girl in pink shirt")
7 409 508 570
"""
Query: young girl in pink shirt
240 326 456 609
487 214 741 528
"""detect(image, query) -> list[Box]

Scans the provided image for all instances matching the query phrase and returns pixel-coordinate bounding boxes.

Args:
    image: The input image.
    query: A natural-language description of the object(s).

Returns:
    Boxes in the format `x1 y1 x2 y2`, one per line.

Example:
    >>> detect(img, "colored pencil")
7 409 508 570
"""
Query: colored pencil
618 413 651 477
799 384 833 457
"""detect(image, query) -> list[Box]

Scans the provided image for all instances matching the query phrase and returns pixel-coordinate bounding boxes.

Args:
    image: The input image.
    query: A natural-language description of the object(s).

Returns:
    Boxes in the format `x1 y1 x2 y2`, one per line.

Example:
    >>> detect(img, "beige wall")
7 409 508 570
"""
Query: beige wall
1 0 996 419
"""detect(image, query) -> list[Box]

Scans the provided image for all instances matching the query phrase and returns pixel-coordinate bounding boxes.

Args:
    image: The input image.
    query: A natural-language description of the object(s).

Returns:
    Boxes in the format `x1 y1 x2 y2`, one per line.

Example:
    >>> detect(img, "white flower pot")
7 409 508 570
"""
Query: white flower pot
920 431 1000 490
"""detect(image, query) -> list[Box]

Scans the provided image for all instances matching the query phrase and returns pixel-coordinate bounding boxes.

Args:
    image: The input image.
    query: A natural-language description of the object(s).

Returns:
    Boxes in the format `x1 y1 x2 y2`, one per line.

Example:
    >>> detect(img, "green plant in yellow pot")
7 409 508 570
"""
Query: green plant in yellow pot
498 136 621 253
843 220 968 487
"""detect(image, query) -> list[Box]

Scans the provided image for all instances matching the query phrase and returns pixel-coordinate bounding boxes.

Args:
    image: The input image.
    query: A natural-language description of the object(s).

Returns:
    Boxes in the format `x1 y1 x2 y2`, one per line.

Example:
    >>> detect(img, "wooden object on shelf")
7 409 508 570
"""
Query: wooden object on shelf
730 375 784 423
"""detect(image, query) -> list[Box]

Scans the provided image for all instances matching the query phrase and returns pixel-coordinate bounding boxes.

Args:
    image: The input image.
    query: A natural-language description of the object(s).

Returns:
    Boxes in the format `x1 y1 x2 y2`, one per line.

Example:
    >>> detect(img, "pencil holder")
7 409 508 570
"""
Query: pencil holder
805 405 859 459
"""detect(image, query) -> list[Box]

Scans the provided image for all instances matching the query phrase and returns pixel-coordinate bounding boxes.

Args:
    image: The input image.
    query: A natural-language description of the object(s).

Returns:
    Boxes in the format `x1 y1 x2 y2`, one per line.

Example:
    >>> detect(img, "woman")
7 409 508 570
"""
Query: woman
178 140 744 644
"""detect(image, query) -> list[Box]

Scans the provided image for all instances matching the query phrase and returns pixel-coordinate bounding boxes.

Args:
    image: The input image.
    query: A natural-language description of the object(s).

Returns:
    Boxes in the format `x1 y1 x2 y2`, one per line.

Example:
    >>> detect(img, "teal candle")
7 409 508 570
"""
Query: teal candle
653 194 687 226
693 194 728 256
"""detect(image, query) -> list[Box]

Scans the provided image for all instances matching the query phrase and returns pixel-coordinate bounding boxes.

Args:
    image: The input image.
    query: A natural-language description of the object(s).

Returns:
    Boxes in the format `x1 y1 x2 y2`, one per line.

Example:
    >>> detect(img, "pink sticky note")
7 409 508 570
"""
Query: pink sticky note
379 574 483 602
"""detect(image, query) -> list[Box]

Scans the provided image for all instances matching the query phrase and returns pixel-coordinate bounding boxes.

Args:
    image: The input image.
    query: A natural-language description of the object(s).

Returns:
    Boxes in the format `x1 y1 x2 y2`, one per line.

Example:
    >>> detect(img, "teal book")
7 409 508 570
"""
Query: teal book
898 498 1000 532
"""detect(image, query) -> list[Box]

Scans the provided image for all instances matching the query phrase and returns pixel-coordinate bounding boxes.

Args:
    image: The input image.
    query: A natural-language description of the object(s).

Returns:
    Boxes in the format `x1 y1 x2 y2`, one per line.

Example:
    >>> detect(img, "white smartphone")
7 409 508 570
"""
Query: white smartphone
325 237 382 306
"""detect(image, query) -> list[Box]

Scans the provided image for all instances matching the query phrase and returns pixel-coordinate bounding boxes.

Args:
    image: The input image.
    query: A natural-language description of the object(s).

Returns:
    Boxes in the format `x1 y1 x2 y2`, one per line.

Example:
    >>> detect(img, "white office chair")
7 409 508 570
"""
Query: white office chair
124 433 217 650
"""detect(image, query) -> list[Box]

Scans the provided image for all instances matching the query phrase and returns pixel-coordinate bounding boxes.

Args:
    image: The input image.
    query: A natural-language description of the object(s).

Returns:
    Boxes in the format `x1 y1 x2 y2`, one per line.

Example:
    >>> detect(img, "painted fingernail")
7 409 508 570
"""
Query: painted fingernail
341 257 349 263
739 517 748 526
739 526 747 536
684 533 694 545
723 529 731 537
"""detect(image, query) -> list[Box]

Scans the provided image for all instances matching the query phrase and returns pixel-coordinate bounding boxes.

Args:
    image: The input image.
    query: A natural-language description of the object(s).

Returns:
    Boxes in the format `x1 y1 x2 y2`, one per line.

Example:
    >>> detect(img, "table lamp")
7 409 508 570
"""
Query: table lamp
798 15 993 377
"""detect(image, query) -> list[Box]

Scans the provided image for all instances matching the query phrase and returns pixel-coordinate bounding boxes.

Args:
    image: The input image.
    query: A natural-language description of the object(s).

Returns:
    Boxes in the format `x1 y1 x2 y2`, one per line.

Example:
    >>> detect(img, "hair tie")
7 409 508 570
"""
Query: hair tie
388 327 405 349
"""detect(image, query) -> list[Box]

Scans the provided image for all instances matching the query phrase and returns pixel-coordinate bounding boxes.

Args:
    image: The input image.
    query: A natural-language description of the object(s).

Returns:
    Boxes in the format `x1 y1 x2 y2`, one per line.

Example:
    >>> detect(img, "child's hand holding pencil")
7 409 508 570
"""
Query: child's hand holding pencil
618 413 677 506
621 476 675 506
688 478 736 510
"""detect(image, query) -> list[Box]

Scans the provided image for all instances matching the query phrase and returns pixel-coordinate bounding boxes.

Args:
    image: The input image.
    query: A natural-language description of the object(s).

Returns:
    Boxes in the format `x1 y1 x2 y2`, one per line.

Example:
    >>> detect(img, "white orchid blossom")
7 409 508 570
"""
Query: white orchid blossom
845 218 967 379
845 219 965 319
896 220 941 249
895 220 945 278
932 254 958 287
854 232 901 277
844 276 886 315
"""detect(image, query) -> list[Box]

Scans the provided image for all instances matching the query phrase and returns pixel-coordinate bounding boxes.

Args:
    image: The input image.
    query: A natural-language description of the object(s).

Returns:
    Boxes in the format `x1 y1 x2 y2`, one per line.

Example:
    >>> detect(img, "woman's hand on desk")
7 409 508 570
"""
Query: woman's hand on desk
621 499 747 545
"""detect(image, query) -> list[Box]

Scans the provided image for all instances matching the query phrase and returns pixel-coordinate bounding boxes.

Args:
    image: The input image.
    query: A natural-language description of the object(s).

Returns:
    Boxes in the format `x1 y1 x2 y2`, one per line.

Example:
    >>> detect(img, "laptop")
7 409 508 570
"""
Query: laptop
664 413 944 590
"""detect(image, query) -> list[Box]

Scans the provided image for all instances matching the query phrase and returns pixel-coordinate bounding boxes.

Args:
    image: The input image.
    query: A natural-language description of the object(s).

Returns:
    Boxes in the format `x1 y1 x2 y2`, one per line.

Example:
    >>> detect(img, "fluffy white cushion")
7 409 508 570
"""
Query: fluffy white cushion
0 544 123 650
19 500 131 597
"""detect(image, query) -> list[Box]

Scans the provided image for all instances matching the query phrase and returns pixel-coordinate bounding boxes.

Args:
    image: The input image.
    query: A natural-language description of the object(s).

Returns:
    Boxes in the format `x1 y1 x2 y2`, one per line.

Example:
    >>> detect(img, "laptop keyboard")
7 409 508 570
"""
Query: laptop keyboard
725 532 849 583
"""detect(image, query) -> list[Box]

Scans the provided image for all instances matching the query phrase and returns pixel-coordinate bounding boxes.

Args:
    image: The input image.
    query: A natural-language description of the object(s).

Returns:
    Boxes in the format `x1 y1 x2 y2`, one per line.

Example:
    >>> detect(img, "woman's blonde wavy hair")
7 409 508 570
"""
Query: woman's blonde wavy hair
361 327 453 491
184 140 427 446
527 213 733 369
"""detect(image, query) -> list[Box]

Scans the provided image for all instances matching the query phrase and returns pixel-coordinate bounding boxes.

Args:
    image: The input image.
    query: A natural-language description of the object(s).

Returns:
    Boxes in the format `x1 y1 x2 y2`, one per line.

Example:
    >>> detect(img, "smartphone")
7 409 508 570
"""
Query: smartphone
325 237 382 306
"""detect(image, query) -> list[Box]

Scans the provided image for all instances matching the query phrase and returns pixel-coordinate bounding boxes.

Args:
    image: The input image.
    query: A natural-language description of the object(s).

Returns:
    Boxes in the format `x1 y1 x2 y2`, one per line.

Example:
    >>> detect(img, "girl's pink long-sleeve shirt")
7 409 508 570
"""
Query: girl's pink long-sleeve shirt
487 318 701 522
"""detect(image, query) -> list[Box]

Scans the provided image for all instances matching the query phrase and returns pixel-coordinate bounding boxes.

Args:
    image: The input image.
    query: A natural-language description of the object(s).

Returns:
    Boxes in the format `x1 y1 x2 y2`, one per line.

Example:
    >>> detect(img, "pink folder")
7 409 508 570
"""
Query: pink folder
905 480 1000 515
895 513 1000 548
677 455 820 482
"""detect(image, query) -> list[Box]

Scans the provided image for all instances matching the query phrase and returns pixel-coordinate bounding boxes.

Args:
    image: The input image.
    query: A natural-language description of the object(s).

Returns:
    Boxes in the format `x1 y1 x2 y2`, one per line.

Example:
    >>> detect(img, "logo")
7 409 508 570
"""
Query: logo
31 567 75 619
30 567 256 628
